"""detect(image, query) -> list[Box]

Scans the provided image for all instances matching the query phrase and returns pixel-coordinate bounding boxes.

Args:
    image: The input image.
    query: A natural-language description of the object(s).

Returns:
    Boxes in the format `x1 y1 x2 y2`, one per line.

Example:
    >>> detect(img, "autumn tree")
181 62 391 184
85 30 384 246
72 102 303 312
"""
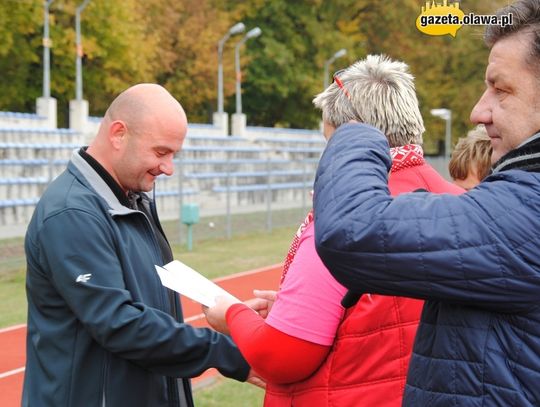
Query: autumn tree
0 0 510 142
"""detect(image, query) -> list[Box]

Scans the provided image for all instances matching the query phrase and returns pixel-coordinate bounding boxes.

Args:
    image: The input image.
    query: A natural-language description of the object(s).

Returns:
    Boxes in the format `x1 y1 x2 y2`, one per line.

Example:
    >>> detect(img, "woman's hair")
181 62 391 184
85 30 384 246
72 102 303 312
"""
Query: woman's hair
312 54 424 147
449 125 492 181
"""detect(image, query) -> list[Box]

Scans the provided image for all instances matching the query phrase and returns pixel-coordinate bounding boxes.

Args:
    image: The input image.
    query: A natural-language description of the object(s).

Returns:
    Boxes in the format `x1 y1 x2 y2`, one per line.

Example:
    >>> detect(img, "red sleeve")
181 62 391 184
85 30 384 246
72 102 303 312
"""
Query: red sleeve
226 303 330 384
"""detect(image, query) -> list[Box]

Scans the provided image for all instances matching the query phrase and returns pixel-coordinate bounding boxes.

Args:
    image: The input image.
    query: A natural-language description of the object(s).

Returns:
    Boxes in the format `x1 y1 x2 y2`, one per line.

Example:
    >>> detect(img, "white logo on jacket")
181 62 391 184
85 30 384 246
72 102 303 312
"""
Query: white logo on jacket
76 274 92 283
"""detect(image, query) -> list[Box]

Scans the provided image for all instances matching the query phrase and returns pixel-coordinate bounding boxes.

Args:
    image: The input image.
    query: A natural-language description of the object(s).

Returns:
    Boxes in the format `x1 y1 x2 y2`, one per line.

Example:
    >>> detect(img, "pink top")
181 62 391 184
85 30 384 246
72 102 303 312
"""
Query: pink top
266 221 347 346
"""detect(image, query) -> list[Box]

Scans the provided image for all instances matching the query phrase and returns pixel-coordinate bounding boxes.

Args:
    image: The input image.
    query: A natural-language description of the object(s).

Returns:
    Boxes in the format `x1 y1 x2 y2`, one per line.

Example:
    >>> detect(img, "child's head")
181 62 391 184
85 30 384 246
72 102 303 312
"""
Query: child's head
449 125 492 190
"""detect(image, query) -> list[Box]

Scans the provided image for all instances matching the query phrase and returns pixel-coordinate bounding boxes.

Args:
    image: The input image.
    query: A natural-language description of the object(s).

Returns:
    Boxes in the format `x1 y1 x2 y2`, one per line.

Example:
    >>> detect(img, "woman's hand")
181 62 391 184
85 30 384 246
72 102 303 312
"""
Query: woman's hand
244 290 277 319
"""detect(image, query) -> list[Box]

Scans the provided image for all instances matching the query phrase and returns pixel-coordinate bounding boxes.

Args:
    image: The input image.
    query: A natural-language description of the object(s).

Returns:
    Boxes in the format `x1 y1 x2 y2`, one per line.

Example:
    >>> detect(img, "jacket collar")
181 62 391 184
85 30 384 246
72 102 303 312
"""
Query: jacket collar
492 131 540 174
79 147 131 207
70 149 149 216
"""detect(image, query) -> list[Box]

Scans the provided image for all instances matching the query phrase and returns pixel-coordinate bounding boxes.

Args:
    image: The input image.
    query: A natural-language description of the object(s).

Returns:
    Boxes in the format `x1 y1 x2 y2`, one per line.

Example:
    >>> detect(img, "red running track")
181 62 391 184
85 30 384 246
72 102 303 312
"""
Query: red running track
0 263 282 406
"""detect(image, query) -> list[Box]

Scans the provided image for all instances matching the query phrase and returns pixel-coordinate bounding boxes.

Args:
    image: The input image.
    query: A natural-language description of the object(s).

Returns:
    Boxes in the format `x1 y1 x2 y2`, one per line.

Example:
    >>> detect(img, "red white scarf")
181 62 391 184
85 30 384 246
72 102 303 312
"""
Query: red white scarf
280 209 313 287
279 144 424 285
389 144 425 172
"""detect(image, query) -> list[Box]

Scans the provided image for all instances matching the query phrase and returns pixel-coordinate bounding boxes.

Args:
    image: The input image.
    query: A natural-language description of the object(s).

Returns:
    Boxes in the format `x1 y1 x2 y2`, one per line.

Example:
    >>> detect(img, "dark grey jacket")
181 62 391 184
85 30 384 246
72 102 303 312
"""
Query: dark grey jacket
23 151 249 406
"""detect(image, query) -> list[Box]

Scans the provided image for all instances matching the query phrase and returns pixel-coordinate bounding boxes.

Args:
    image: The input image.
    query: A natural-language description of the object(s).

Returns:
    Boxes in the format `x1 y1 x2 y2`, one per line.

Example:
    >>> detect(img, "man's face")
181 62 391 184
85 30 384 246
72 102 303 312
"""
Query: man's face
116 119 185 193
470 31 540 164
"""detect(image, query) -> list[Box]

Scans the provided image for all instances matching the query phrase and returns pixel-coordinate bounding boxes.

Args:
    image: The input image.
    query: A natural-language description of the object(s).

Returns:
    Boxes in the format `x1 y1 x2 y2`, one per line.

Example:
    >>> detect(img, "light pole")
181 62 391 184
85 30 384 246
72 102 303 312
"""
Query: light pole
431 108 452 161
69 0 91 132
217 22 245 114
42 0 54 99
37 0 57 128
234 27 262 115
323 48 347 90
75 0 91 102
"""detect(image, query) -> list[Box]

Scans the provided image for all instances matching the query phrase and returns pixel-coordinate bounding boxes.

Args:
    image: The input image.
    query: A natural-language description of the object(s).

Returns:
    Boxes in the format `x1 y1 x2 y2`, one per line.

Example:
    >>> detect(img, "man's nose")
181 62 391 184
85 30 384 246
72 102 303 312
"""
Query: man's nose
470 90 491 125
159 159 174 176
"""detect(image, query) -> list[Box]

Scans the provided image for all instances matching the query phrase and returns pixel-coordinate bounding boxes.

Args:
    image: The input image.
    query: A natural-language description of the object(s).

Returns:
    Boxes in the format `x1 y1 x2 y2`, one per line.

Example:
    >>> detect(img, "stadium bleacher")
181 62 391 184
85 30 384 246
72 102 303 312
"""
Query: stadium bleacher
0 118 324 232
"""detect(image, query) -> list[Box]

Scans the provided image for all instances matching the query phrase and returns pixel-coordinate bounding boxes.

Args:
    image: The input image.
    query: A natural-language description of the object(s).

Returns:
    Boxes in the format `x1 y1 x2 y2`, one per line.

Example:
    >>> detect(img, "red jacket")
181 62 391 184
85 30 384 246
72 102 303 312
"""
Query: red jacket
264 160 463 406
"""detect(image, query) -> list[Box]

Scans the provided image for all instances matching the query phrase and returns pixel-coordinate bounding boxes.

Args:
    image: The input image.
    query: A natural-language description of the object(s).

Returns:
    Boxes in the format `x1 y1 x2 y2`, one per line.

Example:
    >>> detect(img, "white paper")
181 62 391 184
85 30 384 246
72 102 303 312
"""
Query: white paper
155 260 239 307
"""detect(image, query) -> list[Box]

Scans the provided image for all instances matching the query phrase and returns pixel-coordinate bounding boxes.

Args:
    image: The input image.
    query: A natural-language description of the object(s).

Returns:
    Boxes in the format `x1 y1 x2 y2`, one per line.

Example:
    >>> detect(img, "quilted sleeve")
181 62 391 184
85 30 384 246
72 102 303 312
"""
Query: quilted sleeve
314 123 540 312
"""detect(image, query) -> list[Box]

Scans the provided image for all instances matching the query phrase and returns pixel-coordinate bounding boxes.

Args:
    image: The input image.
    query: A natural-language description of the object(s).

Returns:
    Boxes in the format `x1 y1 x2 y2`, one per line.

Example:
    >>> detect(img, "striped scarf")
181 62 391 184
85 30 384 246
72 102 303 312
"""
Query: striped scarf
492 131 540 174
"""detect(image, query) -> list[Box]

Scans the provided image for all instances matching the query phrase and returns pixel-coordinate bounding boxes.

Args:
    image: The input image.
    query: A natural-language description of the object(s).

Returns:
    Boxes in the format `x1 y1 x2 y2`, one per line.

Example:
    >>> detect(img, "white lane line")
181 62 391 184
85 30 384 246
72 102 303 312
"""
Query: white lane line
0 324 26 334
0 367 25 379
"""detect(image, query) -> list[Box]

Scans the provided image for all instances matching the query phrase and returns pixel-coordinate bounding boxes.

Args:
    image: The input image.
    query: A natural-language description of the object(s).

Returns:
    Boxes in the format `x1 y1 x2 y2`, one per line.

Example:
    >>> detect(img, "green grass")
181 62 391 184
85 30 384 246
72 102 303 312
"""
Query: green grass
194 378 265 406
0 270 27 327
174 227 293 280
0 236 27 327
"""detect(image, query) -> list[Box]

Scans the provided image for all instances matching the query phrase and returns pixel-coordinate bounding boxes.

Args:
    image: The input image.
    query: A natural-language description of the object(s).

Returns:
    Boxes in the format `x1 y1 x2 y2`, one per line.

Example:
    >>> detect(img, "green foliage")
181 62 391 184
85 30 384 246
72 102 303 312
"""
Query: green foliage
0 0 42 111
0 0 508 143
237 0 368 128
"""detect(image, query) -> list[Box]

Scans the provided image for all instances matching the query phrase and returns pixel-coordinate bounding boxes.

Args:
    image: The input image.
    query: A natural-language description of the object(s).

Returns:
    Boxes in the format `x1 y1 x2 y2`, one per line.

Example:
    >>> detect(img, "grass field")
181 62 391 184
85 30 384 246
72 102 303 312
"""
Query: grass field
0 211 301 406
195 377 265 406
0 209 303 327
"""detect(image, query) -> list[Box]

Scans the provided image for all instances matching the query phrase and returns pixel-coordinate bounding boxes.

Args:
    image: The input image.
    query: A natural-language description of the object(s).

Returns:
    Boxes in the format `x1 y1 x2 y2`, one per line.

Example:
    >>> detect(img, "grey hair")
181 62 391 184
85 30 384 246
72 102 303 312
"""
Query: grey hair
313 54 425 147
485 0 540 74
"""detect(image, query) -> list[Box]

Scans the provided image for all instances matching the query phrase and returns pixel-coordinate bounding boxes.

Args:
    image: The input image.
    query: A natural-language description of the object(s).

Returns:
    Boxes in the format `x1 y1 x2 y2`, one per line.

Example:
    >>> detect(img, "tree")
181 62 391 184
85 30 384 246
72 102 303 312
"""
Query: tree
235 0 369 128
0 0 42 112
0 0 510 140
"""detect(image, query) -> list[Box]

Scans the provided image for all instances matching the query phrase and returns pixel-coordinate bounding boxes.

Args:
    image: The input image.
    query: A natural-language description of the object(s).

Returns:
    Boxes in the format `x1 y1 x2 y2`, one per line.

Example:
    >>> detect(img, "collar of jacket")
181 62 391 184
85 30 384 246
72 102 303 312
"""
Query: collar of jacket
492 131 540 174
70 149 150 217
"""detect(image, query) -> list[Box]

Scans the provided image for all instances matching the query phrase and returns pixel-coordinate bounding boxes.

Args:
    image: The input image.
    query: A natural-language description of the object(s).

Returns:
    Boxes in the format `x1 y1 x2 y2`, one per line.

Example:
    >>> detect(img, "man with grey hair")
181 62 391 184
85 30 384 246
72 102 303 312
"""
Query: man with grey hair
314 0 540 405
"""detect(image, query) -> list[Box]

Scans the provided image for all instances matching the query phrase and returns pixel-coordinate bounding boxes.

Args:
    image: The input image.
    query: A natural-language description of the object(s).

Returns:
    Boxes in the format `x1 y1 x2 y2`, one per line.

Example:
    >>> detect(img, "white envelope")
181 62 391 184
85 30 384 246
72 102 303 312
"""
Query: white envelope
155 260 239 307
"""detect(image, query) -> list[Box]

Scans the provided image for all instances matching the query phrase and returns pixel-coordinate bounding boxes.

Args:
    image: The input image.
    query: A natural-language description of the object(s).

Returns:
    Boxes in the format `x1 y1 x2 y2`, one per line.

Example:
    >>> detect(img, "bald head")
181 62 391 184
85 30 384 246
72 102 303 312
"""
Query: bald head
87 83 188 193
104 83 187 134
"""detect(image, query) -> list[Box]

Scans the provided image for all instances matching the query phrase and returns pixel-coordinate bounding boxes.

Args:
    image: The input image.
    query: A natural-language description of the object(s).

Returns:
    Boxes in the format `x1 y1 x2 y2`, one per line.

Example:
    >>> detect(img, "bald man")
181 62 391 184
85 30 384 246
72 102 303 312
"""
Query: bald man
23 84 252 407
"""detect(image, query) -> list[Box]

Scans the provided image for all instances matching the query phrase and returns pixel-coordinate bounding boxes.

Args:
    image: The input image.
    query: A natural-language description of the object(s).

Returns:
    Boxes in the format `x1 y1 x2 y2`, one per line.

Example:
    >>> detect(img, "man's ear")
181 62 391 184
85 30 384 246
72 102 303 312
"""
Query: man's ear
109 120 127 150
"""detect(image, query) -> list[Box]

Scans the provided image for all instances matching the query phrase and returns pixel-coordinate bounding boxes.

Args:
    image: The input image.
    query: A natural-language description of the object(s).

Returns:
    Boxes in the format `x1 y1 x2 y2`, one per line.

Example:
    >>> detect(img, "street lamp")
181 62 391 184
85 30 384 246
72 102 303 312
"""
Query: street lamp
234 27 262 114
323 48 347 90
42 0 54 99
217 22 245 114
37 0 57 128
431 108 452 161
75 0 91 102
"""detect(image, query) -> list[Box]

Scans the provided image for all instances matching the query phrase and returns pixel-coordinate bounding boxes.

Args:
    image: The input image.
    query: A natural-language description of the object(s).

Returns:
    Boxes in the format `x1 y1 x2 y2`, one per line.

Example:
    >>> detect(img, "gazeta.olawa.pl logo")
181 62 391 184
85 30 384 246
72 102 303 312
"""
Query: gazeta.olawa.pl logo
416 1 513 37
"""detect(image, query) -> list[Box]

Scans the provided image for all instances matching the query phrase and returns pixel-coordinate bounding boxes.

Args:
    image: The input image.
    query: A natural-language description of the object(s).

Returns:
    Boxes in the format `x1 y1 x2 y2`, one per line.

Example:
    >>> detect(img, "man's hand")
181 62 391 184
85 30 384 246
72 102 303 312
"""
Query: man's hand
202 295 240 335
244 289 277 319
246 369 266 389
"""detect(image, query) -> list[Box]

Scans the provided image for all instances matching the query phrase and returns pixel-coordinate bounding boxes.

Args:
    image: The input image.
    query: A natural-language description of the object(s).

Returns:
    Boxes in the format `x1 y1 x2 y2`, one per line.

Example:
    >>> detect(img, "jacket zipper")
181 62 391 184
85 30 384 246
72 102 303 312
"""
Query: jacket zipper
135 205 184 406
101 353 110 407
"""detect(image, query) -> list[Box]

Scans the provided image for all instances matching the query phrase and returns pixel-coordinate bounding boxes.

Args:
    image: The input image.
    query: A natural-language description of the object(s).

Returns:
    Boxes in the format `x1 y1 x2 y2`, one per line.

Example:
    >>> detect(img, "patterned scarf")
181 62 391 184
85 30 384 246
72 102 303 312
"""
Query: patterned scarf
279 144 424 286
389 144 425 173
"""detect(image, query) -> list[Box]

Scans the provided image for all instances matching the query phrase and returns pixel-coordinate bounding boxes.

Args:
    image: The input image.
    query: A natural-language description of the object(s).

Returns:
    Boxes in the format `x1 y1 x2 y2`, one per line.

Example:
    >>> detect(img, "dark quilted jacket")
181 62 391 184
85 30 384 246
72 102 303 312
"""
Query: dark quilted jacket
313 123 540 406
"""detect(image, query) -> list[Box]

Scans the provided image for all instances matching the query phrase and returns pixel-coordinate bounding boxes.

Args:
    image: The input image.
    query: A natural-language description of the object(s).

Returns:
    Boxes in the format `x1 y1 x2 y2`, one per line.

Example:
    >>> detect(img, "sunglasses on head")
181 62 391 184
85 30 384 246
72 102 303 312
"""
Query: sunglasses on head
333 69 351 99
